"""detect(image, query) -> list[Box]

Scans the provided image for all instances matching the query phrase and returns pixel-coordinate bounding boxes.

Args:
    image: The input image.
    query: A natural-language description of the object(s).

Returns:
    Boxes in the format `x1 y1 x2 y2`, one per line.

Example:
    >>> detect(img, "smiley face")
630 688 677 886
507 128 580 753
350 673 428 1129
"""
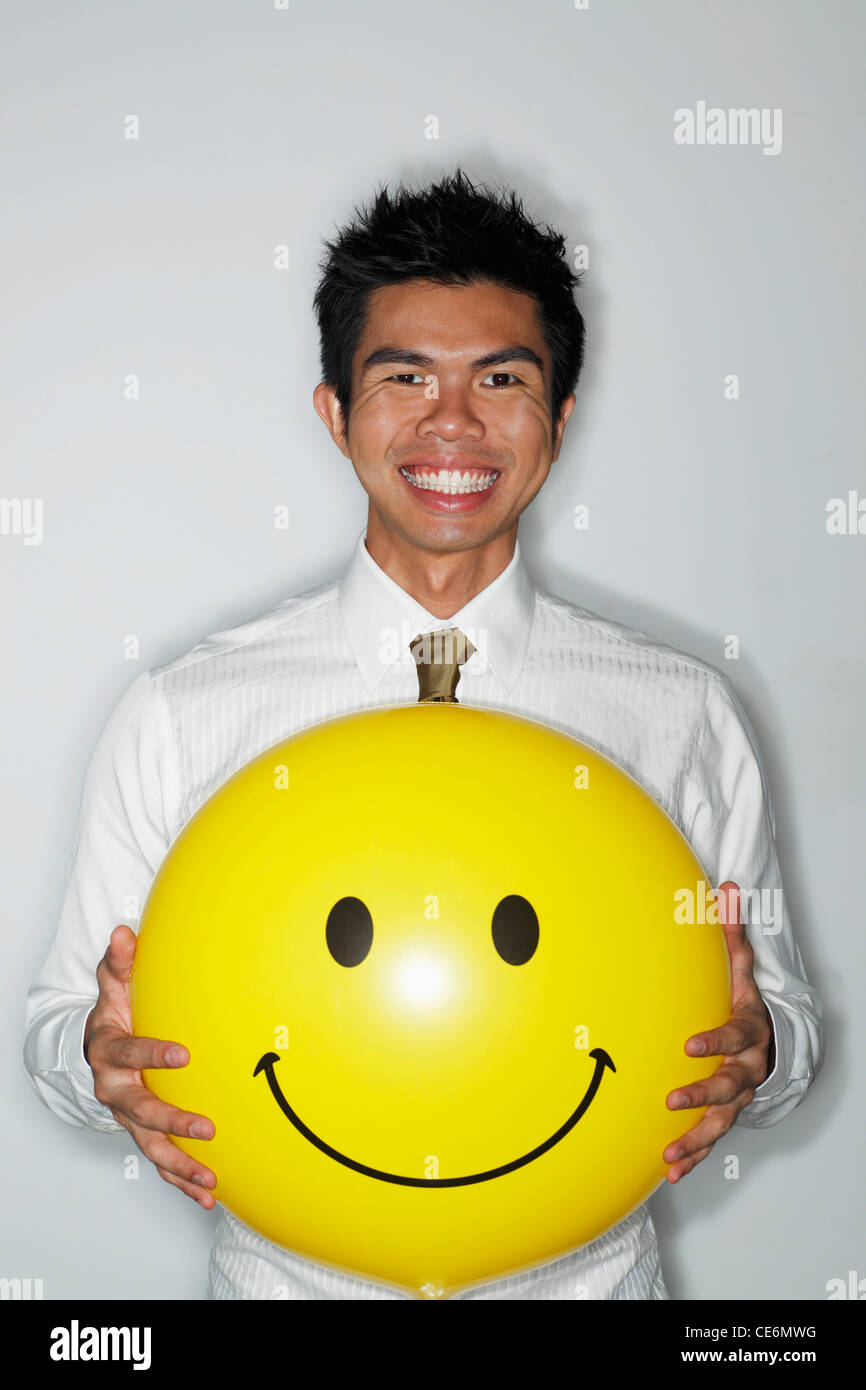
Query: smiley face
132 704 730 1299
253 890 616 1186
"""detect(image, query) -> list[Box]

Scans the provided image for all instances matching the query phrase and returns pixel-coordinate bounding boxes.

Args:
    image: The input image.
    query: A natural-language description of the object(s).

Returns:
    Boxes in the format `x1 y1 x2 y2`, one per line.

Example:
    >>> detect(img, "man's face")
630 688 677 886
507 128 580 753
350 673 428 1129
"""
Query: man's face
314 278 574 553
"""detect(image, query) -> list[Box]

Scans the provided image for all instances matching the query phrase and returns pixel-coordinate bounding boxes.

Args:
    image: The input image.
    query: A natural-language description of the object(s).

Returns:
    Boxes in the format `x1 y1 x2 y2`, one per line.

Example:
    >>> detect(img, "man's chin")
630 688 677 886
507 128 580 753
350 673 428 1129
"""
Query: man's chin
383 515 510 554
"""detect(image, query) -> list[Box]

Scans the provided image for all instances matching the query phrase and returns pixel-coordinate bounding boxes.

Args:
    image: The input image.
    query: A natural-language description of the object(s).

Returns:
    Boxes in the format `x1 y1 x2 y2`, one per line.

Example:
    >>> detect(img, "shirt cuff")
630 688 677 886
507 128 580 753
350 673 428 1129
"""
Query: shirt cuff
735 995 795 1126
756 996 779 1091
61 1002 124 1132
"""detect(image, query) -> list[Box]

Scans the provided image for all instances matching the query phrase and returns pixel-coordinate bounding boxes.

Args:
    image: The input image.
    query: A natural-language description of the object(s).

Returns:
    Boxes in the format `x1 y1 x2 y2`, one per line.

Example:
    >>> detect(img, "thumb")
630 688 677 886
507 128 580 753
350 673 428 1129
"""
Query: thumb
106 924 138 983
714 881 759 1000
715 881 741 930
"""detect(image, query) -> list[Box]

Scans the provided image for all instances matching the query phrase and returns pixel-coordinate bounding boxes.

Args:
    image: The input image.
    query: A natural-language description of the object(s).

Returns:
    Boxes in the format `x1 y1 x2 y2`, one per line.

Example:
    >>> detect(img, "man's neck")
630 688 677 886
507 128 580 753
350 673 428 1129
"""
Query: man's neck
364 513 517 619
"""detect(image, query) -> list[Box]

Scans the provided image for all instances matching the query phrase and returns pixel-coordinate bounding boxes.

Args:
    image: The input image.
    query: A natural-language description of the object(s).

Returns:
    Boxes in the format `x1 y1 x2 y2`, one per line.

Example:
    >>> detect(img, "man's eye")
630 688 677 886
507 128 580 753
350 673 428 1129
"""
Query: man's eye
388 372 520 387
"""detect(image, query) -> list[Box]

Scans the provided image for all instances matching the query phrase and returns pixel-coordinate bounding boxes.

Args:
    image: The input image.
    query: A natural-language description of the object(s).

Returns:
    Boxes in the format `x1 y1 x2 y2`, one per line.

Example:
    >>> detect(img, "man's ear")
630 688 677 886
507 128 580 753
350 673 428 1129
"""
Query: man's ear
551 393 576 463
313 382 351 458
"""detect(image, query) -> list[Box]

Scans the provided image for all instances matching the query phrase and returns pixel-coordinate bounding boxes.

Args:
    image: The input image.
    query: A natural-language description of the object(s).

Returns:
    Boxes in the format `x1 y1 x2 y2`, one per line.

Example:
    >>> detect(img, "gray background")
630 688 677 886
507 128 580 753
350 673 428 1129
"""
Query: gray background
3 0 863 1300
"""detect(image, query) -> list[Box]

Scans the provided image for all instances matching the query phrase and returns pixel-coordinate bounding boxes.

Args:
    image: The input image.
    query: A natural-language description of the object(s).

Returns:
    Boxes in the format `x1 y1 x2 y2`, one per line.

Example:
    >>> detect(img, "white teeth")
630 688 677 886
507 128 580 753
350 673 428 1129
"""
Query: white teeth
401 468 498 494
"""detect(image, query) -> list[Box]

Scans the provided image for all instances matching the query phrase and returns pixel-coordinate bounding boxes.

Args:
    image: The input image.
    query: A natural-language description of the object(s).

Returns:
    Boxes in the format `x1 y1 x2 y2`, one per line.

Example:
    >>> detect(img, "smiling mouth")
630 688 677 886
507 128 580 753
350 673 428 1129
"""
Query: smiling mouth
253 1047 615 1187
398 465 501 495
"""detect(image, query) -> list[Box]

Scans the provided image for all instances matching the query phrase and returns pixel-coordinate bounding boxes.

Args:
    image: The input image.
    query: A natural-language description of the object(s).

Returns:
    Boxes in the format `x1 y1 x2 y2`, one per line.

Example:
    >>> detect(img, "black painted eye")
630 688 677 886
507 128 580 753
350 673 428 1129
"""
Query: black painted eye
326 896 373 967
491 895 539 965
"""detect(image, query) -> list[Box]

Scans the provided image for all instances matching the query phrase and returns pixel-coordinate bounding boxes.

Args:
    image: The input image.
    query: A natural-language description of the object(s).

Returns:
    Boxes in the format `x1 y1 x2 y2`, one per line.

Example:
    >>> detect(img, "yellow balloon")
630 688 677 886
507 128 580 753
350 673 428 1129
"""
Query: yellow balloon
130 703 731 1299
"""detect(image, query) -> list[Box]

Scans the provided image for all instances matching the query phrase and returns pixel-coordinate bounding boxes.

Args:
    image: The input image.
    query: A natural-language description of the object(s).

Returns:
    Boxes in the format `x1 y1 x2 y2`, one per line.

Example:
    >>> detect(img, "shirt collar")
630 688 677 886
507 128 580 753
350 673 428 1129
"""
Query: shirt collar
338 526 535 695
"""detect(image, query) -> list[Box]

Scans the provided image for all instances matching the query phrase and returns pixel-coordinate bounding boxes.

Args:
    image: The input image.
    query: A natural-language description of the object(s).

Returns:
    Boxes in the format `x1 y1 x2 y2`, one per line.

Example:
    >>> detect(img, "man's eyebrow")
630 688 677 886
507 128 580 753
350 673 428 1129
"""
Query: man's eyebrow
359 345 546 375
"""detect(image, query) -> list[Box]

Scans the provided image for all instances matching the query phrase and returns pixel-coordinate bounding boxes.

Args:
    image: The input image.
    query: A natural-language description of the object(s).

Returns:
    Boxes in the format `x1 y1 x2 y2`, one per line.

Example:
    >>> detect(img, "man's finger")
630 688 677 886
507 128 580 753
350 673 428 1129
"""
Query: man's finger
154 1165 217 1209
98 1032 190 1073
715 881 740 929
667 1061 756 1112
99 1078 215 1140
122 1116 218 1204
663 1100 741 1164
95 926 138 1001
106 923 137 972
715 882 764 999
665 1143 715 1183
685 1013 765 1059
126 1119 218 1188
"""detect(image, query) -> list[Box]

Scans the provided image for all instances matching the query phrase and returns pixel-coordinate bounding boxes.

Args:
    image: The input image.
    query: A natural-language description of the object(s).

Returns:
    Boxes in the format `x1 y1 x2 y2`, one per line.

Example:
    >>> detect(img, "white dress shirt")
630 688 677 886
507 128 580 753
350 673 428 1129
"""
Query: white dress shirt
22 526 823 1300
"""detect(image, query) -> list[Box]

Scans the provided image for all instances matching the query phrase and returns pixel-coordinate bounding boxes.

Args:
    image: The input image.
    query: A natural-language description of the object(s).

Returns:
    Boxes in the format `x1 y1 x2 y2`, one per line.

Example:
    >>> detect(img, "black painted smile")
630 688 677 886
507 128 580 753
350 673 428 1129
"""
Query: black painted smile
253 1046 615 1187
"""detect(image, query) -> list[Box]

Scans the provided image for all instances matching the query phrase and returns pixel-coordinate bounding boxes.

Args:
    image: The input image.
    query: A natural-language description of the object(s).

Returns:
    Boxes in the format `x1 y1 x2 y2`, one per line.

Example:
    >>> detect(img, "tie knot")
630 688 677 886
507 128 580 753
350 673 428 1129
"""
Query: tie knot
409 626 476 703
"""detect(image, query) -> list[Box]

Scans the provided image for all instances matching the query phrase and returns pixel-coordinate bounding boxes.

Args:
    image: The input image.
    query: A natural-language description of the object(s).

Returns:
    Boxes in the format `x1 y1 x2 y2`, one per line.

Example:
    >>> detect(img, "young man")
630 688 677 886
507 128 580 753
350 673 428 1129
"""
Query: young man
23 169 823 1300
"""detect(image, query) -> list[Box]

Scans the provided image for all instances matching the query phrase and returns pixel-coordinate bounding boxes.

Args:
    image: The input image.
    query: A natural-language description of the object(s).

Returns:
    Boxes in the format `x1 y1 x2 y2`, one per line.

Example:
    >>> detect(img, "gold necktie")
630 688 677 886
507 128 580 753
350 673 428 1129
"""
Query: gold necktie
409 626 476 703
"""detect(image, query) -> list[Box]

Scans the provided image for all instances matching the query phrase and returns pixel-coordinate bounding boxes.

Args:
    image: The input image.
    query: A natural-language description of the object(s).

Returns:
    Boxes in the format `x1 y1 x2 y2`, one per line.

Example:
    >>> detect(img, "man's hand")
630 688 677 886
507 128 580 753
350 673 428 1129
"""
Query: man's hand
84 924 217 1209
663 881 774 1183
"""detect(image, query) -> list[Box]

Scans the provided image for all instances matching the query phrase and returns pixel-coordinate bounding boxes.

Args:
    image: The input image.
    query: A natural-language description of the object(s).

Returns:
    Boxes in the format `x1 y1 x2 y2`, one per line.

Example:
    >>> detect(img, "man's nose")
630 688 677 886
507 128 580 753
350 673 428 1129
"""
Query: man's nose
416 381 484 439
